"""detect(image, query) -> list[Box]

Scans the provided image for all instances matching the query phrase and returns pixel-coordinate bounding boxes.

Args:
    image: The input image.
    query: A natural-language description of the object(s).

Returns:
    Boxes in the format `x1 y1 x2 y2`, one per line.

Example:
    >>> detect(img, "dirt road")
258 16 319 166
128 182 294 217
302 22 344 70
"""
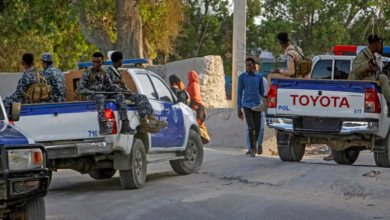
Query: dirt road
45 147 390 220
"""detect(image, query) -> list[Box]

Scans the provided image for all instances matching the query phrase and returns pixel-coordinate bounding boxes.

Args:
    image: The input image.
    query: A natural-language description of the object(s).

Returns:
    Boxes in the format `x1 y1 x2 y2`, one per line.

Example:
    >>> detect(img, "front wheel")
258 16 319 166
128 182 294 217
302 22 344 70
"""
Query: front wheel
374 151 390 168
332 148 360 165
374 130 390 168
119 139 147 189
170 130 204 175
10 197 46 220
277 131 306 162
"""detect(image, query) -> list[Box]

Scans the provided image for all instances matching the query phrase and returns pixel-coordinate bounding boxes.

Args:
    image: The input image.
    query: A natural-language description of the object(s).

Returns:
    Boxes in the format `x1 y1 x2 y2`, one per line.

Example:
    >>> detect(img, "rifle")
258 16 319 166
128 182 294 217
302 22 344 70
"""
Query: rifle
111 67 132 92
84 92 131 95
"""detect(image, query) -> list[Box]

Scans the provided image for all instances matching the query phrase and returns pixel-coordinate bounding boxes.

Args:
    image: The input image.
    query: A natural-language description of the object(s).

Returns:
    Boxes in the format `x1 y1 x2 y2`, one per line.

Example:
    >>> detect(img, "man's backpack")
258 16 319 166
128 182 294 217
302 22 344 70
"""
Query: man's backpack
74 68 106 101
24 70 51 102
288 46 313 77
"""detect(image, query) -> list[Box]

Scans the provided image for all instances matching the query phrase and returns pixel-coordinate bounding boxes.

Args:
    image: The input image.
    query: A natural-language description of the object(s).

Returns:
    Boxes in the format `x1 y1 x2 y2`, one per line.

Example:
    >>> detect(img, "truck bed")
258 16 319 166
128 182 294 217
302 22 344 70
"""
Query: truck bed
14 101 136 142
267 79 389 138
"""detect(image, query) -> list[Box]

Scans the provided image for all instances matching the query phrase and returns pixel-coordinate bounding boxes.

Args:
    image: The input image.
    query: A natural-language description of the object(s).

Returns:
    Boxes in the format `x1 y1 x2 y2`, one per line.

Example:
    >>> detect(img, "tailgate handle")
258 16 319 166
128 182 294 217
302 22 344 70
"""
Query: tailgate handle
318 91 322 96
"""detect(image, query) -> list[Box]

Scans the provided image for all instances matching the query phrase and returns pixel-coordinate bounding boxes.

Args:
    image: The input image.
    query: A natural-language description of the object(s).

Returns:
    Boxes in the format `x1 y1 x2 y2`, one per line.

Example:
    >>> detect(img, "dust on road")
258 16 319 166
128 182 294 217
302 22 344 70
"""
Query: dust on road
45 147 390 220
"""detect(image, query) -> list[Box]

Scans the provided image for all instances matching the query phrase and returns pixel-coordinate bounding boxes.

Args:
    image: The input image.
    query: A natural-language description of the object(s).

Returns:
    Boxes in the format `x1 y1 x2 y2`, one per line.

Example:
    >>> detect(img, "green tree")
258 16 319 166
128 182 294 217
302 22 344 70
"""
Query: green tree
171 0 261 76
246 0 262 57
0 0 95 71
259 0 386 57
0 0 184 72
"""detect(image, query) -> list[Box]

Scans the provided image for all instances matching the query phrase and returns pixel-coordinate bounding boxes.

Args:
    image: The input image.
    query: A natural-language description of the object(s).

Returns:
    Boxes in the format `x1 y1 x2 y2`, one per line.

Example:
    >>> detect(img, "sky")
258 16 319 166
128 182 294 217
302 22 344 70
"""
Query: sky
228 0 262 25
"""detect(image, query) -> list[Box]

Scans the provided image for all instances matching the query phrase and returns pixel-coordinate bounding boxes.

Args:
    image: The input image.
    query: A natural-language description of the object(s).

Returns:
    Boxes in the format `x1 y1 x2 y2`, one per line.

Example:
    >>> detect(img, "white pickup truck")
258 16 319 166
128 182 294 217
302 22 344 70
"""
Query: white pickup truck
267 45 390 167
10 60 203 189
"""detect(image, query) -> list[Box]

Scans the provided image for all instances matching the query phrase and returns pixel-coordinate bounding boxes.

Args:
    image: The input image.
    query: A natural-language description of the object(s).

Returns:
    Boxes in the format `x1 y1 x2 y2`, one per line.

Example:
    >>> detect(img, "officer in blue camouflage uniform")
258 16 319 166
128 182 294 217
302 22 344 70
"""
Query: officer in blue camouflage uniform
77 52 135 135
40 53 66 102
5 53 39 105
106 51 168 133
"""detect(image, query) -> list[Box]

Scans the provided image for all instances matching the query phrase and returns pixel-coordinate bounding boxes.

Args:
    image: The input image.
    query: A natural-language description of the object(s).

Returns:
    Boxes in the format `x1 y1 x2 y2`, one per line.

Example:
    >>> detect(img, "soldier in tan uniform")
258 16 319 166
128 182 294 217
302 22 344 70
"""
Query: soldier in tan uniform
252 32 306 112
349 35 390 103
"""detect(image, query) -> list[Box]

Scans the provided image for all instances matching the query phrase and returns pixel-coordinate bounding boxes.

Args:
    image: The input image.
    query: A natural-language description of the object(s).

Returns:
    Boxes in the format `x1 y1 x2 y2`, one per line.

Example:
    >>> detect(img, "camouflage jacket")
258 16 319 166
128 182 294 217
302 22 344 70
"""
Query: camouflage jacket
350 47 376 80
106 66 120 83
40 65 66 102
77 68 123 95
5 67 38 105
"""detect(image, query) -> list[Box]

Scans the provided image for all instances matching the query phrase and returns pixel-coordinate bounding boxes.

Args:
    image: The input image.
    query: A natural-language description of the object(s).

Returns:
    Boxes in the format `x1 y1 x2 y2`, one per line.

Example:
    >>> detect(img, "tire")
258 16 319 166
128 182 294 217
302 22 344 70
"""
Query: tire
48 169 53 187
89 168 117 180
170 130 204 175
22 197 46 220
331 148 360 165
277 131 306 162
374 151 390 168
374 129 390 168
119 139 147 189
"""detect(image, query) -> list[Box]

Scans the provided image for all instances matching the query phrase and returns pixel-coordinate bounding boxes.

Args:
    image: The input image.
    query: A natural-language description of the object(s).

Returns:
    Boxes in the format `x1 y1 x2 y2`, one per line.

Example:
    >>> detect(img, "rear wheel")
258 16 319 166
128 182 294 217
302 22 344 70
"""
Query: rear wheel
277 131 306 162
89 168 117 180
170 130 204 175
332 148 360 165
119 139 147 189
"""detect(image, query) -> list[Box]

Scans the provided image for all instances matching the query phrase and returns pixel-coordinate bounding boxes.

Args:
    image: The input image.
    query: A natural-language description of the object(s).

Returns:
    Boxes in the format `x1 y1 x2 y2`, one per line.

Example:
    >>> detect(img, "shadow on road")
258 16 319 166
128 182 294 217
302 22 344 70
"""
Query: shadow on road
49 171 183 193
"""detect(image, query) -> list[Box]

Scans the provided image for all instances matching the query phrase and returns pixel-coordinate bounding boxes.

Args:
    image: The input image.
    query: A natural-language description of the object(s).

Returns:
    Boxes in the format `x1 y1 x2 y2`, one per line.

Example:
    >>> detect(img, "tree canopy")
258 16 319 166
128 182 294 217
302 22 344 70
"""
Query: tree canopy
1 0 390 74
0 0 184 71
259 0 389 57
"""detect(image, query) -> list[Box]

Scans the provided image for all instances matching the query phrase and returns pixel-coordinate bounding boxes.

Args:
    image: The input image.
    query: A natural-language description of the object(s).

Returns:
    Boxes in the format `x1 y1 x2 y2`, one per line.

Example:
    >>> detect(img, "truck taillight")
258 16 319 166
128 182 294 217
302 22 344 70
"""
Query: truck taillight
105 109 117 134
267 85 278 108
365 88 381 114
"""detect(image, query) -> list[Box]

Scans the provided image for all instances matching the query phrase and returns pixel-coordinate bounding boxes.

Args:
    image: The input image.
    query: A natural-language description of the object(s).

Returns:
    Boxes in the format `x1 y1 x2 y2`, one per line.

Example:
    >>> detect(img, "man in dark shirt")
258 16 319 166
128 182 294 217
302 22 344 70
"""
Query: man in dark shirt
106 51 168 133
237 58 265 157
78 52 134 135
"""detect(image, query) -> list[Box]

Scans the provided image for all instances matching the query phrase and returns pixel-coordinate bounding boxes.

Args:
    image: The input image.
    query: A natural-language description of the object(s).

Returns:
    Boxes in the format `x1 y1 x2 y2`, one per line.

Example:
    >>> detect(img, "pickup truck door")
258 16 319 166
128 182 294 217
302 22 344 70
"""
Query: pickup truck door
150 75 185 148
134 73 166 147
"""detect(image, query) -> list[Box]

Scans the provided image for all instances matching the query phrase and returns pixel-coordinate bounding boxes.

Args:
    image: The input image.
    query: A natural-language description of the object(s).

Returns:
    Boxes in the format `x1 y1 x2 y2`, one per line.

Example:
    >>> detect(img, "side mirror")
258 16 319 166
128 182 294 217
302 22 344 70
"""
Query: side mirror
8 102 21 122
176 91 189 103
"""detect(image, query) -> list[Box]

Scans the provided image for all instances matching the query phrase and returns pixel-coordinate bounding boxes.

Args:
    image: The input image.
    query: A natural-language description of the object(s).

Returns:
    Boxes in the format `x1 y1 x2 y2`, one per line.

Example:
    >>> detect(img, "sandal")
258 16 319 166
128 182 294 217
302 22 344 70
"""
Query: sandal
323 154 333 161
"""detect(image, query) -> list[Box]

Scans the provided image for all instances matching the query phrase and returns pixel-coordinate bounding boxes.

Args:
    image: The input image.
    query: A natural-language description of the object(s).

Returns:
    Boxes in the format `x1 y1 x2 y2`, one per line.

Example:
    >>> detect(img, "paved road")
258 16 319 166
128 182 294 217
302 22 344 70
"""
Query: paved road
45 147 390 220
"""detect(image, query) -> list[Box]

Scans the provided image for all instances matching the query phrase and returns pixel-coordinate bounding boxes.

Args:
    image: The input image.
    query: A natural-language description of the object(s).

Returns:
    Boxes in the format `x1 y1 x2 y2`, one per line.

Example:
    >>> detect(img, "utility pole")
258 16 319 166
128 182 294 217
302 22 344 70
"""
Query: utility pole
231 0 246 108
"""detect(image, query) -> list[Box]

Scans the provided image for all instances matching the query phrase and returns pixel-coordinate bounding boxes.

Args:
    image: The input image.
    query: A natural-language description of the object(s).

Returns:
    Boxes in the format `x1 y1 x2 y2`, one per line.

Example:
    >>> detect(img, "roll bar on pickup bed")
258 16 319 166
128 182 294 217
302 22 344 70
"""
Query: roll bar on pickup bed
77 59 149 70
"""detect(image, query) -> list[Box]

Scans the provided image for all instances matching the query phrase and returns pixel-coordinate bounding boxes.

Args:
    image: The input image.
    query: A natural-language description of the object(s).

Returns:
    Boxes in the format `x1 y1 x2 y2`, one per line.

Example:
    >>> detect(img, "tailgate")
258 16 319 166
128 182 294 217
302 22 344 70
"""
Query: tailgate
275 80 369 118
14 101 135 142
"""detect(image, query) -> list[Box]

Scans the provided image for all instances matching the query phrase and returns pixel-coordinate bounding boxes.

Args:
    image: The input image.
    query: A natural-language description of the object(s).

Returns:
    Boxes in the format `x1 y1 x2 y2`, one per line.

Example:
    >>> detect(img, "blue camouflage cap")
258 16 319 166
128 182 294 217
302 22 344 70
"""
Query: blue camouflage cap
41 53 54 62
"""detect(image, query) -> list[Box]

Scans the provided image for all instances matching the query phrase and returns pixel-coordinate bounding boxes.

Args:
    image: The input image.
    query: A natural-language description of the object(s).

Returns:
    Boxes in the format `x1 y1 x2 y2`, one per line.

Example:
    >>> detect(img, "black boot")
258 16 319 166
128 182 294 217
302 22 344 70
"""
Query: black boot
257 145 263 155
120 119 136 135
99 122 113 135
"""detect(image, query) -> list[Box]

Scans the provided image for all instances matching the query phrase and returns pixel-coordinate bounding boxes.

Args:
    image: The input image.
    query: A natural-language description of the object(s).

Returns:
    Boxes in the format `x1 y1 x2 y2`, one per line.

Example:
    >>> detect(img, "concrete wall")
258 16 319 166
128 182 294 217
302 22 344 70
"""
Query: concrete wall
0 73 23 99
205 108 277 156
147 56 228 108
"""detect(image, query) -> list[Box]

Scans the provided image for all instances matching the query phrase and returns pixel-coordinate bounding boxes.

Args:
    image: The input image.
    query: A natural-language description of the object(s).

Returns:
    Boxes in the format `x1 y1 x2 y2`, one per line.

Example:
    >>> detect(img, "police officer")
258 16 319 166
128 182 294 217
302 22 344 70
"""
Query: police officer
5 53 39 105
106 51 168 133
252 32 305 112
40 53 66 102
77 52 134 135
350 35 390 103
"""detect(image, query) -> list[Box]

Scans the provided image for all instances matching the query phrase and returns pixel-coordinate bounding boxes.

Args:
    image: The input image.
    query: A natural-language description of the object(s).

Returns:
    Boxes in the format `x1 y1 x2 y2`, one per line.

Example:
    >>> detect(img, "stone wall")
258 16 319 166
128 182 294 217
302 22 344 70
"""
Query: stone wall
147 56 228 108
205 108 278 156
0 73 23 99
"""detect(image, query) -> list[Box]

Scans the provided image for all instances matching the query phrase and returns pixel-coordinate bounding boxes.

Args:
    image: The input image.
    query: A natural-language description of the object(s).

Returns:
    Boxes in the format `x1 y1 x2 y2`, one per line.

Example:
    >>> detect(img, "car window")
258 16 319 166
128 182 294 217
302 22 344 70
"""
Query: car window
310 60 332 79
334 60 351 80
151 76 174 103
136 74 157 100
